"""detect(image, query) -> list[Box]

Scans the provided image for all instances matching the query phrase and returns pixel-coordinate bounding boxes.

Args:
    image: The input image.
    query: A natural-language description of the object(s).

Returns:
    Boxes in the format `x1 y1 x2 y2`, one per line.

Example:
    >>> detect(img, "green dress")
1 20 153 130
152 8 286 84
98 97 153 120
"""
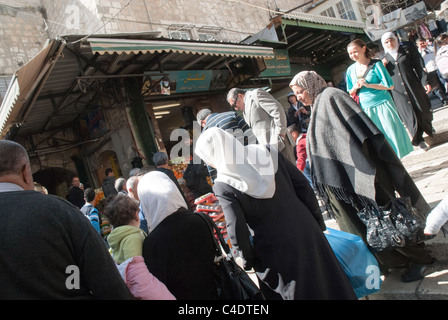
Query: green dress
346 61 413 158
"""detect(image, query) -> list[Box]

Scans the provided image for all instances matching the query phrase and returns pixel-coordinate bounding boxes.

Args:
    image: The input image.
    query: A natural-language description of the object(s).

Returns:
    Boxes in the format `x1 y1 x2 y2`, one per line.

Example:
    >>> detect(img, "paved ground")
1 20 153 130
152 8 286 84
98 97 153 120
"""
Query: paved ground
325 96 448 299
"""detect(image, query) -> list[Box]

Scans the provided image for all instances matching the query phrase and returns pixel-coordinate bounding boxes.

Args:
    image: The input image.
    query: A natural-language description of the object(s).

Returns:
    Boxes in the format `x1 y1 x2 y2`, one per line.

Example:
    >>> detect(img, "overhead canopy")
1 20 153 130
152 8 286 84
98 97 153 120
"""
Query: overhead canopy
0 34 274 140
88 38 275 58
0 40 63 139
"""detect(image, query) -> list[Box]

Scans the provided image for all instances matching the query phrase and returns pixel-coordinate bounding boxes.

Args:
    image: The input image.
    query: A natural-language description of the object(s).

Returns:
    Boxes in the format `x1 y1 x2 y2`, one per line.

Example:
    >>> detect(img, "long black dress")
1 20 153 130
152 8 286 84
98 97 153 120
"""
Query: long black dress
384 43 434 145
142 209 218 300
213 152 357 300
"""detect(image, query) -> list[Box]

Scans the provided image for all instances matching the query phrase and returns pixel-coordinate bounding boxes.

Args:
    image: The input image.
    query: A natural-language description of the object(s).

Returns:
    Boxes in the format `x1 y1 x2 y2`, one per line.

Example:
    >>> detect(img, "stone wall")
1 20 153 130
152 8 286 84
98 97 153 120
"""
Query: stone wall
0 0 49 75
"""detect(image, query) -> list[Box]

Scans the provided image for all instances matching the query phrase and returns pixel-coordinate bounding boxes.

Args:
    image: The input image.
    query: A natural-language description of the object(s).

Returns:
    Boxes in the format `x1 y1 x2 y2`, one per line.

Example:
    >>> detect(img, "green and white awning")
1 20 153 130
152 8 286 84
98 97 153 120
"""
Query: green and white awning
87 38 275 58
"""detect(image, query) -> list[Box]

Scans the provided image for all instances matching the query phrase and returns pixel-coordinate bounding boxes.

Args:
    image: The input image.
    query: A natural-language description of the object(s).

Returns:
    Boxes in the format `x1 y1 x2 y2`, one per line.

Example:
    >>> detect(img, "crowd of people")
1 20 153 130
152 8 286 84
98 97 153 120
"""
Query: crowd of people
2 30 448 300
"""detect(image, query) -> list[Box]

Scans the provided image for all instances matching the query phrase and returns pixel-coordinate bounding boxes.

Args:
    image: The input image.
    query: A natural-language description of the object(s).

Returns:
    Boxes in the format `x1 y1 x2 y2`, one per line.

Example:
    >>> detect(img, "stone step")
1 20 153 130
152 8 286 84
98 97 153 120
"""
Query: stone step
365 260 448 300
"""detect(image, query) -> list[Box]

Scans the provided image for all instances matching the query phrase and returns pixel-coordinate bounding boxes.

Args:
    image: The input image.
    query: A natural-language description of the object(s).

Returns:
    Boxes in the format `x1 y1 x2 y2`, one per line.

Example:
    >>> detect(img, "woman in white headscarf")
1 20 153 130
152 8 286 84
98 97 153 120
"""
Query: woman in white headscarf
381 31 434 151
195 127 356 300
138 171 218 300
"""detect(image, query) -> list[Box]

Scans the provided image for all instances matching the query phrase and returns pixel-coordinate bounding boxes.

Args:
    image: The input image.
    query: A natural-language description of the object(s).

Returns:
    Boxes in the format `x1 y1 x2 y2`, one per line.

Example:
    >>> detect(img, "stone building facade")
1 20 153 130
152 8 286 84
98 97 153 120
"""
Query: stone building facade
0 0 368 197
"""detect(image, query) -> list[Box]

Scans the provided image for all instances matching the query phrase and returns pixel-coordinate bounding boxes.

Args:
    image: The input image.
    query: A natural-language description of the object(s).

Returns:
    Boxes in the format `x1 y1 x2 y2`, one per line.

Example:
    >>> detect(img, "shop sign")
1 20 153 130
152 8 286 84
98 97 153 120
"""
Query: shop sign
260 49 291 77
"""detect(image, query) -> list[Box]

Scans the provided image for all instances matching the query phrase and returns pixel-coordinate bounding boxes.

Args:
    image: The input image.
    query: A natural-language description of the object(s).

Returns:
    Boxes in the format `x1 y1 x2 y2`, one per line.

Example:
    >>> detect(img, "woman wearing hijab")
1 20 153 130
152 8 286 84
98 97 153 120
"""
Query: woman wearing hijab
346 38 413 158
381 32 434 151
195 127 356 300
290 71 434 282
138 171 218 300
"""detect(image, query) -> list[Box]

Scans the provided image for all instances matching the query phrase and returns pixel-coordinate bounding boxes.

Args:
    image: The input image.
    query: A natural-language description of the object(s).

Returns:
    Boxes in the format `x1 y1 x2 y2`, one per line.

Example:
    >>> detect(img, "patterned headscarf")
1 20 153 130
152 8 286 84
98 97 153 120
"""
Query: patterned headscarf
289 71 327 107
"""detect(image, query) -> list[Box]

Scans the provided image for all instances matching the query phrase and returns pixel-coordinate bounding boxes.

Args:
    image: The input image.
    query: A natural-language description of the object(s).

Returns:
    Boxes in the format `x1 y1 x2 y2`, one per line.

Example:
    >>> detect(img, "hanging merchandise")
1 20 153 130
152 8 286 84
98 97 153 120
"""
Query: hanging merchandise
194 193 231 248
419 23 432 39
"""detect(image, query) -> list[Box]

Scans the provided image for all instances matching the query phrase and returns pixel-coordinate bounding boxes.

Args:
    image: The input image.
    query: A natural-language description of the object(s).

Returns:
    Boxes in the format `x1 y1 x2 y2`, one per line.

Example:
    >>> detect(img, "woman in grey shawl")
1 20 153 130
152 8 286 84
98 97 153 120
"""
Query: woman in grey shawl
289 71 434 282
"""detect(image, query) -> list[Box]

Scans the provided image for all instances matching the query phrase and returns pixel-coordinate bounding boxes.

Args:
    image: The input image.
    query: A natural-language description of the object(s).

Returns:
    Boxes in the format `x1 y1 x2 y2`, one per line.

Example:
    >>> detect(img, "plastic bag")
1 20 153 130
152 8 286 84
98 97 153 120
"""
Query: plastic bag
325 228 382 298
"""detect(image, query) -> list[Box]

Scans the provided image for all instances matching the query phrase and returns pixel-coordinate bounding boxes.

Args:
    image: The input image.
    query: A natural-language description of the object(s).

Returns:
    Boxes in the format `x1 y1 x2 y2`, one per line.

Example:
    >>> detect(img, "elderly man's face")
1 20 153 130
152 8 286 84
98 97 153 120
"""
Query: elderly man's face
228 93 244 111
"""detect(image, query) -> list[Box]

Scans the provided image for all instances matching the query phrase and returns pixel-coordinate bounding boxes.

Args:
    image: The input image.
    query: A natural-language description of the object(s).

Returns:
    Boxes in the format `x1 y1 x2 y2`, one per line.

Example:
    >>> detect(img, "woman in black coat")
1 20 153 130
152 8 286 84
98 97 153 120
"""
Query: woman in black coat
381 32 434 150
138 171 218 300
195 127 356 300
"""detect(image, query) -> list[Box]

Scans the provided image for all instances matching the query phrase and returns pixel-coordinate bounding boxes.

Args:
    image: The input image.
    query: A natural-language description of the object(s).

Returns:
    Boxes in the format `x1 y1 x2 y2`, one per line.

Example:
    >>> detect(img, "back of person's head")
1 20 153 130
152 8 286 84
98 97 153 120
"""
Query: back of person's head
105 168 113 176
127 175 138 191
153 152 168 167
436 33 448 47
104 195 140 227
196 108 212 123
0 140 29 177
114 177 126 192
287 124 301 134
84 188 96 202
129 167 140 177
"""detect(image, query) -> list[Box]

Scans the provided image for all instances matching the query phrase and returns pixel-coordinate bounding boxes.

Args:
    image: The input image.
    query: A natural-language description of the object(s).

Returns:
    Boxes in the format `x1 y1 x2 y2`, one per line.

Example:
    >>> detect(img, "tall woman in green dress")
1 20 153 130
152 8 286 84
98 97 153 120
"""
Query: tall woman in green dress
346 39 413 159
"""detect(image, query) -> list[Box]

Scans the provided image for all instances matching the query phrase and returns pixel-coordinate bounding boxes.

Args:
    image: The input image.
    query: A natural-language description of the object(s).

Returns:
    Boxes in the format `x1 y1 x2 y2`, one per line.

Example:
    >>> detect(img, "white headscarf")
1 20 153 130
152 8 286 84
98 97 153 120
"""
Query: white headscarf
138 171 188 233
195 127 276 199
381 32 399 60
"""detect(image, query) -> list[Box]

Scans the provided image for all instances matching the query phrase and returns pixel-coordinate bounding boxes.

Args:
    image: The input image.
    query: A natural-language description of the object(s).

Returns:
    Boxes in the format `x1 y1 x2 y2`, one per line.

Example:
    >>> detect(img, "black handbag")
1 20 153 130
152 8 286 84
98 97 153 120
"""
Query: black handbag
196 212 265 300
356 197 426 251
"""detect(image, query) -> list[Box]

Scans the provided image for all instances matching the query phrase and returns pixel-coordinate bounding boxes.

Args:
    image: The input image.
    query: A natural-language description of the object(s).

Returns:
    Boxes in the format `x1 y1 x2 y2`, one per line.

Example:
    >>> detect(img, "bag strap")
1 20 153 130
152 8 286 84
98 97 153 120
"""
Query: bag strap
355 59 379 94
196 211 231 257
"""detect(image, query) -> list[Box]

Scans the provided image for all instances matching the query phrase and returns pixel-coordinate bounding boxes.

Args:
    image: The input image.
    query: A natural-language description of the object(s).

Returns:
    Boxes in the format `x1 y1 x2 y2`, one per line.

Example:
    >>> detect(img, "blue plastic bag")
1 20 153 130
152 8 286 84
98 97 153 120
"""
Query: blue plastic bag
325 228 382 298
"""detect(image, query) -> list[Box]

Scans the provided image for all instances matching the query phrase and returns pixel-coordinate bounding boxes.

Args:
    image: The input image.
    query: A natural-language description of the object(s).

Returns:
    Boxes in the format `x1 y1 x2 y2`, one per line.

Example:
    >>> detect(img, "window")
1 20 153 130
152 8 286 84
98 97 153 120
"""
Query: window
0 76 12 105
167 24 193 40
321 7 336 18
197 26 222 42
336 0 357 21
168 31 191 40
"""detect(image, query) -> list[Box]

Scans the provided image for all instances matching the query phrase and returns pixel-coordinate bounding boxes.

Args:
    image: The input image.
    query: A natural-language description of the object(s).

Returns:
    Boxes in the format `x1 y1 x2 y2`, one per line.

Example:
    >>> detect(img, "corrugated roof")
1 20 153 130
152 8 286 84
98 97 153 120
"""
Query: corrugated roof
282 11 365 29
87 38 275 58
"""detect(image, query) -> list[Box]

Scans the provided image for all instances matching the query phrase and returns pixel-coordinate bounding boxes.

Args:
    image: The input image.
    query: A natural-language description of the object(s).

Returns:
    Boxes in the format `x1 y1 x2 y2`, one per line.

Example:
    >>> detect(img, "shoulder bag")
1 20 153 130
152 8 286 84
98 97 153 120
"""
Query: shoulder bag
356 197 428 251
196 212 265 300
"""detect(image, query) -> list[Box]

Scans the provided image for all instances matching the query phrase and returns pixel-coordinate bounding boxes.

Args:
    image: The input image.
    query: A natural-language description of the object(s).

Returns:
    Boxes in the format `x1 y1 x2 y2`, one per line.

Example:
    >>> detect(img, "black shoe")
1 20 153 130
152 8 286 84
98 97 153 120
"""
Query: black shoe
400 264 427 282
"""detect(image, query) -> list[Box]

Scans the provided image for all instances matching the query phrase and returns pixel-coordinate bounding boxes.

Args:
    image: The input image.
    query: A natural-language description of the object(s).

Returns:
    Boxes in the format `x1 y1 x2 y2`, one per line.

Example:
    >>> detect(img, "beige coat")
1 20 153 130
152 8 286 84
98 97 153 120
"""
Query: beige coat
243 89 296 164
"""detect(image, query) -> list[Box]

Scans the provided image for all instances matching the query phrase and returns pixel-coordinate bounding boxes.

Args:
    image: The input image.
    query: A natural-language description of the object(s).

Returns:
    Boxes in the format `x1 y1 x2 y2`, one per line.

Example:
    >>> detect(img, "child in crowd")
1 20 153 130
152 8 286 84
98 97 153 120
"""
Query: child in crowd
105 195 146 263
104 195 175 300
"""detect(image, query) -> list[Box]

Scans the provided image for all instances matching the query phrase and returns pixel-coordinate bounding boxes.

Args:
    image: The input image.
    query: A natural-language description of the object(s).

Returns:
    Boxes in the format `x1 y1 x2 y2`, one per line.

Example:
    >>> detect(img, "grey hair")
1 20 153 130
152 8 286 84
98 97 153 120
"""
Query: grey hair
126 175 139 191
196 108 212 123
152 152 169 167
226 88 245 103
114 177 127 192
0 140 29 176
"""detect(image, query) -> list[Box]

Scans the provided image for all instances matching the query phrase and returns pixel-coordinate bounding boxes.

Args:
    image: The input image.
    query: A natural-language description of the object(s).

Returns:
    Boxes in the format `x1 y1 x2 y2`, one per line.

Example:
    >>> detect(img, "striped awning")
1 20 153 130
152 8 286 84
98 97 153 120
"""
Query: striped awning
87 37 275 58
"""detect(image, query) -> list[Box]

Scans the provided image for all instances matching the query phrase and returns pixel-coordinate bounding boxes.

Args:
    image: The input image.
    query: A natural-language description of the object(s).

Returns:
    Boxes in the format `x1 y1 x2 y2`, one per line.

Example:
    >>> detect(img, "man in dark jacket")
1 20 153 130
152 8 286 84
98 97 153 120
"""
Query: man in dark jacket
102 168 118 198
66 176 84 209
0 140 133 299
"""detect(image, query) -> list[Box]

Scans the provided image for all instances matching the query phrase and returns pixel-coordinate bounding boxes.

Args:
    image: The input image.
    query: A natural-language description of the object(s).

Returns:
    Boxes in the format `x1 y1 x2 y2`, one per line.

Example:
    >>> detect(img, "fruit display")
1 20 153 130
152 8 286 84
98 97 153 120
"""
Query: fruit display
169 163 187 180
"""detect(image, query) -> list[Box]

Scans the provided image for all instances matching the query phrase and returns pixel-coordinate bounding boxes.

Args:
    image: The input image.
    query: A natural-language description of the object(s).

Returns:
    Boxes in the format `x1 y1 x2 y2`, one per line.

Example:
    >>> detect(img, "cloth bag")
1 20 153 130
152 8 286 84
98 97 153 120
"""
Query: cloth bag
356 197 426 251
196 212 265 300
324 228 381 298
